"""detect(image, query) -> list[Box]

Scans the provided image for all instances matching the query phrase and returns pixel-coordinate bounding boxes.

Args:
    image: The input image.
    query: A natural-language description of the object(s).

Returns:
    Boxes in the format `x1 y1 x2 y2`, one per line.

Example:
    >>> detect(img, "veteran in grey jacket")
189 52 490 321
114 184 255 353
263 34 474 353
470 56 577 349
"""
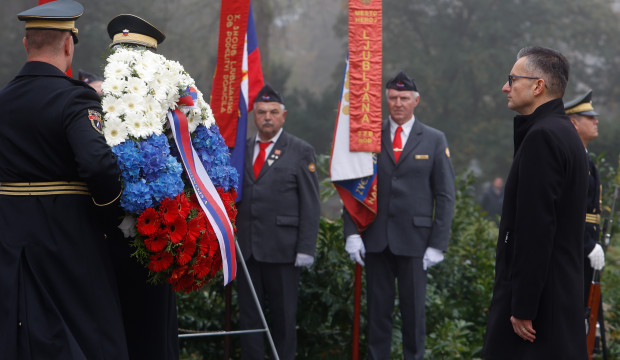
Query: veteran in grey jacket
236 84 320 360
344 72 455 360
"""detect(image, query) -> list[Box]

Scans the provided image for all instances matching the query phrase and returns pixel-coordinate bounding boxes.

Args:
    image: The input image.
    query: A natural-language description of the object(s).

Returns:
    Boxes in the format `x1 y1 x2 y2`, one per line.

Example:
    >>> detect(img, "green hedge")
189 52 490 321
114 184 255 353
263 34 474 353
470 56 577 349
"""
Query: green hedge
176 170 619 359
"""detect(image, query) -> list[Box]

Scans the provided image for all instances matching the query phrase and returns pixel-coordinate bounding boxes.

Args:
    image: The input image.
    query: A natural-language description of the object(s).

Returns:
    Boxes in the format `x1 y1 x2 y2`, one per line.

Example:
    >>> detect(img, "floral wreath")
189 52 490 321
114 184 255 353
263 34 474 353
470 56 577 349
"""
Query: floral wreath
101 47 238 293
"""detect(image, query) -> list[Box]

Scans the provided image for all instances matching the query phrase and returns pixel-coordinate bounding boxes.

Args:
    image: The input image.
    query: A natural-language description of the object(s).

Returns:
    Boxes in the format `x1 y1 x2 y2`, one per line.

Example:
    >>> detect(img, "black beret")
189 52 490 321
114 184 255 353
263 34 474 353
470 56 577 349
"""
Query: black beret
565 90 599 116
107 14 165 50
78 69 103 83
18 0 83 44
254 84 284 105
386 71 418 92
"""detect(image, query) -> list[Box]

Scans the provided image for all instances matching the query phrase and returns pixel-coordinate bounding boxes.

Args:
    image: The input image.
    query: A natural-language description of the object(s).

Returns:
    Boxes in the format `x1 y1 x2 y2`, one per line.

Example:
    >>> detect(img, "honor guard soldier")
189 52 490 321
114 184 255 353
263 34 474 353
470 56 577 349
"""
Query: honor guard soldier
104 14 180 360
0 1 129 359
565 90 607 356
236 84 321 360
565 90 605 284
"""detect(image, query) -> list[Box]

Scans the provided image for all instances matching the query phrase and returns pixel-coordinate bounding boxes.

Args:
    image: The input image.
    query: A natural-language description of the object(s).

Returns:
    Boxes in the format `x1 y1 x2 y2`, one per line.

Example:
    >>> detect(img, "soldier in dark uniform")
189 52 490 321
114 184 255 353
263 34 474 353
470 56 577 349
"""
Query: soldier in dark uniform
0 1 129 359
565 91 606 342
104 14 180 360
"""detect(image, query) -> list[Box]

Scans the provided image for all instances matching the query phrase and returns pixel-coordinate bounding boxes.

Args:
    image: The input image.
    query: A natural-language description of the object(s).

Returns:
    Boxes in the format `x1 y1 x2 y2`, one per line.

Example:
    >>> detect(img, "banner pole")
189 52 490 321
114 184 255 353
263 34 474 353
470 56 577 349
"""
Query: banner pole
352 263 362 360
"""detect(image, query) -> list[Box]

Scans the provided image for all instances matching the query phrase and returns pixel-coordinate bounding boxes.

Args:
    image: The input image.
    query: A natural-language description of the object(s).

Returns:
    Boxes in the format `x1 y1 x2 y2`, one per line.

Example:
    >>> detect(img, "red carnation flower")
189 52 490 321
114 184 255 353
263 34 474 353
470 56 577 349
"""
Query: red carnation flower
188 193 201 211
192 255 214 279
136 207 160 236
148 251 174 272
166 216 187 244
175 193 191 219
176 237 197 266
144 230 169 252
187 211 206 242
159 197 181 225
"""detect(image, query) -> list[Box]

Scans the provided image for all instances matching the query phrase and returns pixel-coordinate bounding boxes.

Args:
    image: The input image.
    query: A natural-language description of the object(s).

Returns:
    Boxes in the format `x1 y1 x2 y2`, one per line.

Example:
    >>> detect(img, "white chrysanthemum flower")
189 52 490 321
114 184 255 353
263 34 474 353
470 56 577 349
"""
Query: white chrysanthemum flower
126 77 148 96
101 77 126 96
125 111 152 139
143 114 163 136
104 59 131 80
203 103 215 127
143 96 166 122
108 48 135 67
104 116 128 147
122 93 146 114
102 96 126 118
185 111 201 133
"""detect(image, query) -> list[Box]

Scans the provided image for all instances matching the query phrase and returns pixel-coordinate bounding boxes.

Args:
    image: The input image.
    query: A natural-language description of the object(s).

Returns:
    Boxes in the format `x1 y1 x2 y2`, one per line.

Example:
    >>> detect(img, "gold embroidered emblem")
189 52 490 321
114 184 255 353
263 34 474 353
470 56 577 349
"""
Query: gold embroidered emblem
308 163 316 172
445 147 451 158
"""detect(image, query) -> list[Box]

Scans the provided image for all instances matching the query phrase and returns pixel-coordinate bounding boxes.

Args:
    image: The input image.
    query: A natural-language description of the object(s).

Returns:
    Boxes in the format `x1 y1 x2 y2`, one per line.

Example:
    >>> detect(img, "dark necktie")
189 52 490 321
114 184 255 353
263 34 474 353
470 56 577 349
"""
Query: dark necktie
393 126 403 162
253 141 272 178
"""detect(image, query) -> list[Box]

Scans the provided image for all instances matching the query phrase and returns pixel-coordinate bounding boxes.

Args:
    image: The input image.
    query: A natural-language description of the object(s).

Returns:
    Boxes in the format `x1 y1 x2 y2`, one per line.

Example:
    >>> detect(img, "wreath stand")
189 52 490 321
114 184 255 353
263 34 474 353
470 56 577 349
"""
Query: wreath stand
178 240 280 360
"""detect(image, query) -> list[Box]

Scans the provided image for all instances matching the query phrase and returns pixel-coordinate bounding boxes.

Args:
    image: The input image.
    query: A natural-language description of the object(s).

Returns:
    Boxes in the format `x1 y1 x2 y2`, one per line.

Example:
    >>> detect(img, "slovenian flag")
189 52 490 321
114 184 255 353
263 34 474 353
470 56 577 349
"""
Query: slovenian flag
231 2 264 202
330 55 378 232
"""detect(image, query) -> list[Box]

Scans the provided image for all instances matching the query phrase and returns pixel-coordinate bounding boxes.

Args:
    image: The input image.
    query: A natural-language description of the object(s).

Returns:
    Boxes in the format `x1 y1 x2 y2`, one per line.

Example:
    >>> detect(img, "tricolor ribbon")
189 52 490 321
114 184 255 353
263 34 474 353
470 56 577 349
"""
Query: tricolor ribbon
168 87 237 285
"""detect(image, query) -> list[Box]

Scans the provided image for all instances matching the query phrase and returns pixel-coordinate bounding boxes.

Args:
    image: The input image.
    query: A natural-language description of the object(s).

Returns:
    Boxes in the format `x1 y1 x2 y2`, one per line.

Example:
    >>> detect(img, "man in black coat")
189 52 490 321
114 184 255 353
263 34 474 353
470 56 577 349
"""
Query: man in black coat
0 2 128 359
344 72 456 360
483 46 589 359
236 84 321 360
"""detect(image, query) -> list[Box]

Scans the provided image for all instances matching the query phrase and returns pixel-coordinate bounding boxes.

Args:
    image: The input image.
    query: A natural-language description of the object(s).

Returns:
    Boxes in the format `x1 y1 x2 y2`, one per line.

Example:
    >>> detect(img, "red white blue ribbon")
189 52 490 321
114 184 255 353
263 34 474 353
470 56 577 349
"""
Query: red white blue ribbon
168 87 237 284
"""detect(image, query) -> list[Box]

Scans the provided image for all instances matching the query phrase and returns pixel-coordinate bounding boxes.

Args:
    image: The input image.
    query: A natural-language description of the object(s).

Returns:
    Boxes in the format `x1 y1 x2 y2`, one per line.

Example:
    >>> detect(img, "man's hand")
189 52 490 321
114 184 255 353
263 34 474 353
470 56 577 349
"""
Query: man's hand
294 253 314 268
422 247 444 270
510 316 536 342
588 243 605 270
345 234 366 266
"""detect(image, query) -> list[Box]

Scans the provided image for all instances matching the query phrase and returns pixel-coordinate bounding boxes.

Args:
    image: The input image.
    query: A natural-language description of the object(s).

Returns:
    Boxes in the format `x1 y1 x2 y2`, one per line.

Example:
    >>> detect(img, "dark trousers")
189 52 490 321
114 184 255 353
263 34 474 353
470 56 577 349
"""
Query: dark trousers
366 249 427 360
237 257 300 360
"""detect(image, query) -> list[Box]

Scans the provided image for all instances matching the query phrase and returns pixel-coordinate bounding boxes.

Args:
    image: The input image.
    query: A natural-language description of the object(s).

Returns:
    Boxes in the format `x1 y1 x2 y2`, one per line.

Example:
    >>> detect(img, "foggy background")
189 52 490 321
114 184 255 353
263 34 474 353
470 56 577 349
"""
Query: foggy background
2 0 620 196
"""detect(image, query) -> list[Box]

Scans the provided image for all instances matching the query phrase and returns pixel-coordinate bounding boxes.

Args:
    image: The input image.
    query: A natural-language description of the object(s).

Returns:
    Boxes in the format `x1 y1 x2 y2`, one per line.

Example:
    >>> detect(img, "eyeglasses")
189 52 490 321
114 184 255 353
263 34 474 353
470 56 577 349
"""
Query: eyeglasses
507 74 543 87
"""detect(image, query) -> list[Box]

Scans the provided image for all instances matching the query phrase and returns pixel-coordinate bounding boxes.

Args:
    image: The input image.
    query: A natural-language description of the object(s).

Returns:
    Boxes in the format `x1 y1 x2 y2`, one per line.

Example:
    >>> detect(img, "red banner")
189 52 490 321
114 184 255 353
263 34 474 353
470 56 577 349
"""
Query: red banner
348 0 382 152
211 0 250 147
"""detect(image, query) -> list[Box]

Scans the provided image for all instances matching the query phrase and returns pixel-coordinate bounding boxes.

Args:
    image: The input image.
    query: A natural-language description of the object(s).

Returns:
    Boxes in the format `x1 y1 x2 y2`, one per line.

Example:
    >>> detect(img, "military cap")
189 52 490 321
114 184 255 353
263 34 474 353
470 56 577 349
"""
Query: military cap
107 14 165 50
17 0 84 44
386 71 418 92
565 89 599 116
255 84 284 105
78 69 103 84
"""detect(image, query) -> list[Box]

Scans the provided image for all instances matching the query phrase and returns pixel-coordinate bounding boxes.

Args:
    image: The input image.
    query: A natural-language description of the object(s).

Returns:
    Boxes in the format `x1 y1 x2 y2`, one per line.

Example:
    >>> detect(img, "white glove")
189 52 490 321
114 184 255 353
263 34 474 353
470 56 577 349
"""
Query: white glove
588 243 605 271
423 247 445 270
294 253 314 268
118 215 137 238
345 234 366 266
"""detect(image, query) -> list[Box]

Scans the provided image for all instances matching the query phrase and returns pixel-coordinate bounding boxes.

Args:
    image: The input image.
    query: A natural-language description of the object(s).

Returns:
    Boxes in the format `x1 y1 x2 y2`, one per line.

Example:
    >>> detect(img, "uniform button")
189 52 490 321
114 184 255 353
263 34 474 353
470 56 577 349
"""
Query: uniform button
18 322 22 327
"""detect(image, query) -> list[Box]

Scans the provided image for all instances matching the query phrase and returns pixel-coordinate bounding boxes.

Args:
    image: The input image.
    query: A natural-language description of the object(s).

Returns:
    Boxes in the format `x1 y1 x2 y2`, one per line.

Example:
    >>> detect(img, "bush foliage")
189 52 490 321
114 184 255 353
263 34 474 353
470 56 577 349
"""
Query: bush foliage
176 168 620 359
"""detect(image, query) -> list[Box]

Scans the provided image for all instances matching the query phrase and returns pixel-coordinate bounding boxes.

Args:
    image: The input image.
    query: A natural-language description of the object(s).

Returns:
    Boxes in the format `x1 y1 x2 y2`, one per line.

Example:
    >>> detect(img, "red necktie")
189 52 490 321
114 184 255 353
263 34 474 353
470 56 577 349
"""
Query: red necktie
393 126 403 163
253 141 272 178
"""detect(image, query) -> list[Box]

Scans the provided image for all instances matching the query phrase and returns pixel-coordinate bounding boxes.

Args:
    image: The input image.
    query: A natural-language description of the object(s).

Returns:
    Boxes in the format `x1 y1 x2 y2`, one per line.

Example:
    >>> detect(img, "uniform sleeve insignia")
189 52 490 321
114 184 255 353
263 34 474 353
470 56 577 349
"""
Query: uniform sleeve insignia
89 110 103 134
308 162 316 172
445 147 451 158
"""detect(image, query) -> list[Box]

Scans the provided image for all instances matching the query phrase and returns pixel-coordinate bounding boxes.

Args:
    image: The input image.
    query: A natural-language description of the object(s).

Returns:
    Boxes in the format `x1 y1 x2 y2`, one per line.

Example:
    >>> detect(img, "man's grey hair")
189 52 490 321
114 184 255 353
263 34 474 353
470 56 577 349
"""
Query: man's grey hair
385 89 420 99
517 46 569 98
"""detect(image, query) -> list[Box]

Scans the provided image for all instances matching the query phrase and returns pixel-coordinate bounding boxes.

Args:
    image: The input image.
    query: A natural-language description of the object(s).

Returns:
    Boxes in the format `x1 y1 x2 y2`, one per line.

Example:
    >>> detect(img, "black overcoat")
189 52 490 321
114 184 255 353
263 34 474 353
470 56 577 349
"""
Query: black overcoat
0 62 128 359
483 99 589 359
